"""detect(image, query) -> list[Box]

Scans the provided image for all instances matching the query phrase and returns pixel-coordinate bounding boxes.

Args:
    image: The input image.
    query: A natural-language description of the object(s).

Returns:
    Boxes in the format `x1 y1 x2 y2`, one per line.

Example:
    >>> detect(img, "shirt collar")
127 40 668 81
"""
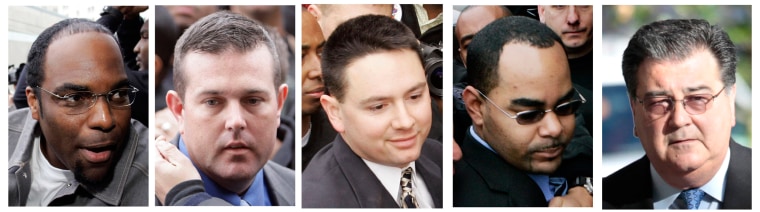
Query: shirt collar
363 159 415 203
652 148 730 208
469 126 496 153
179 137 271 206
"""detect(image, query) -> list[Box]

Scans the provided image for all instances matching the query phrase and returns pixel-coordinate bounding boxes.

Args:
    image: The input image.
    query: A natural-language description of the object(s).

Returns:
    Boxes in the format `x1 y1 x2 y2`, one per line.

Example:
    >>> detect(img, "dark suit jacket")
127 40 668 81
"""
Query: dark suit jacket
603 140 751 209
453 130 548 207
302 135 442 208
301 109 338 171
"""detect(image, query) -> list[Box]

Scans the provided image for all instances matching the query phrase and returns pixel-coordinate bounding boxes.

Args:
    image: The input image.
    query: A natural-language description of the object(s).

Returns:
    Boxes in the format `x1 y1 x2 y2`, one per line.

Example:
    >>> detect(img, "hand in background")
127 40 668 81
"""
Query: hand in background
453 140 462 174
548 186 593 207
154 135 200 205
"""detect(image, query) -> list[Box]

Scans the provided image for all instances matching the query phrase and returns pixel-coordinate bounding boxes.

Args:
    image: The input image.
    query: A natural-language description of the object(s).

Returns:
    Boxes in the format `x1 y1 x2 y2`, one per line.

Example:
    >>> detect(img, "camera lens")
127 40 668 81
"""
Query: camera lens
426 61 442 97
421 43 443 97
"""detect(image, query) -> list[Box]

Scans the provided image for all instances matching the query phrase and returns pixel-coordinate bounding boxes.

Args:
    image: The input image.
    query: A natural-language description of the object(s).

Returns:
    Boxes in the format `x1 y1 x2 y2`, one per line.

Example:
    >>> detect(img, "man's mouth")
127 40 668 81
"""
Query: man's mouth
80 144 115 164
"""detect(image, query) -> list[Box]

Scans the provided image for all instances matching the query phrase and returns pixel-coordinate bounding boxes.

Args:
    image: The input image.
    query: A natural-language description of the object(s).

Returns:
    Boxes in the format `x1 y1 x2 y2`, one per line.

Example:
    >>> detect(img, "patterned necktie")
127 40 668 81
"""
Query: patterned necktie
679 188 705 209
399 167 419 208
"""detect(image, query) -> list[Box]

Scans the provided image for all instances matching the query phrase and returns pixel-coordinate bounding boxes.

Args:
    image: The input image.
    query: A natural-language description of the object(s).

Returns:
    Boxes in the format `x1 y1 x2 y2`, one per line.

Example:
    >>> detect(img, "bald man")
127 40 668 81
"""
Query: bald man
455 5 511 64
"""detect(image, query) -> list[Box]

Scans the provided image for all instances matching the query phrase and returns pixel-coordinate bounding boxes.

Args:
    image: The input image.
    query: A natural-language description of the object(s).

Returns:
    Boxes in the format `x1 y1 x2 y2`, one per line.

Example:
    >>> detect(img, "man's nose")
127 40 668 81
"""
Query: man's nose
87 96 116 132
566 6 580 24
225 102 247 131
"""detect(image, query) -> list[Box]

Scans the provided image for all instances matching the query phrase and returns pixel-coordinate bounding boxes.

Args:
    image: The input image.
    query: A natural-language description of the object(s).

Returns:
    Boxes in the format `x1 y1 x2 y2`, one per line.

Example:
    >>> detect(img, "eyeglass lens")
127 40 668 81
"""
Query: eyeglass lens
516 99 583 124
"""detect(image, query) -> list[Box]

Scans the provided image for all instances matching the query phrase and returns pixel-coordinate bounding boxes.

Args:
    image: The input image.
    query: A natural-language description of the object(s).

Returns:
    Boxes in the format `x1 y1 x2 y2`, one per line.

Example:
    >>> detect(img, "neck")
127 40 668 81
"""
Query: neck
39 133 66 169
657 152 727 190
423 5 442 19
301 115 311 137
215 176 254 196
566 42 592 59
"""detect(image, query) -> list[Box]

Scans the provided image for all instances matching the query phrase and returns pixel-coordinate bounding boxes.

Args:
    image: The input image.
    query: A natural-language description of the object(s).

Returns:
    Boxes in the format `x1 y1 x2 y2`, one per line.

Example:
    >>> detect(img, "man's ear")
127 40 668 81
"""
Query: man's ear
320 95 345 133
308 5 323 26
462 86 485 127
26 86 40 120
166 90 185 135
628 95 639 138
537 5 546 23
276 84 288 116
729 84 737 127
459 50 467 68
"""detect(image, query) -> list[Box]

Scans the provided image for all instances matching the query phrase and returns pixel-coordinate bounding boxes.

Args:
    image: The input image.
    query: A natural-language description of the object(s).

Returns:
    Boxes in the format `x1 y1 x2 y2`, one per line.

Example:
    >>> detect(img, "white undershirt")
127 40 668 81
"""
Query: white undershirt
28 135 76 206
363 160 434 208
302 123 312 147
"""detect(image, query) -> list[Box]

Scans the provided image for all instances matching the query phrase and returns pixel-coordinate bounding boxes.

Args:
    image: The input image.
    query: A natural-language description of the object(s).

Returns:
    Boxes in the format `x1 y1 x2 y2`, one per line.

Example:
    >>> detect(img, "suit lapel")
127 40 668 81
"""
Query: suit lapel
416 141 443 208
262 163 294 206
332 136 399 208
626 157 655 209
462 133 547 206
722 140 752 209
603 156 654 209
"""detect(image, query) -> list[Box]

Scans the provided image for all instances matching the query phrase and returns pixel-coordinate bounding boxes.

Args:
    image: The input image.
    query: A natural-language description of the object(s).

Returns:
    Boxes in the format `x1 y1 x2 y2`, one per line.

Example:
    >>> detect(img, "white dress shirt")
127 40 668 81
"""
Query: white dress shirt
652 148 730 209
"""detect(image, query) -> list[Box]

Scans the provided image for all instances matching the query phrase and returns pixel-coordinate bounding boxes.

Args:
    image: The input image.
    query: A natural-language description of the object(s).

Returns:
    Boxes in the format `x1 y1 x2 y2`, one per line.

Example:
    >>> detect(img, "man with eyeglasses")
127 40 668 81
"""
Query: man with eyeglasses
603 19 751 209
8 18 148 206
454 16 591 207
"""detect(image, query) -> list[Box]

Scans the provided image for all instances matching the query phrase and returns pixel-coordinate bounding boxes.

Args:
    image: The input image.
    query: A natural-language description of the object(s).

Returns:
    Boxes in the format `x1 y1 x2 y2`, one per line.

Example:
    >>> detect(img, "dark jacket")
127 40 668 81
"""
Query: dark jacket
302 135 442 208
453 129 547 207
603 139 751 209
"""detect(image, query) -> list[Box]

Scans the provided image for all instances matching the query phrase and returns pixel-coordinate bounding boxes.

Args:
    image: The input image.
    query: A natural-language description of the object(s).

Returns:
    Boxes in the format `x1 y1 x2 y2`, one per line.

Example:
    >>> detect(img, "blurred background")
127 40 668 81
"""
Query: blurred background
601 5 751 176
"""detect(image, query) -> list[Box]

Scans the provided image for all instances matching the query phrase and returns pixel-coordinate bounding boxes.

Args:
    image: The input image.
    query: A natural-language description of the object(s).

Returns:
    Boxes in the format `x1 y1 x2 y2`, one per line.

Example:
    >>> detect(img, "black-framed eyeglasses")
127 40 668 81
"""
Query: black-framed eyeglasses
476 88 586 125
636 87 726 118
36 86 139 115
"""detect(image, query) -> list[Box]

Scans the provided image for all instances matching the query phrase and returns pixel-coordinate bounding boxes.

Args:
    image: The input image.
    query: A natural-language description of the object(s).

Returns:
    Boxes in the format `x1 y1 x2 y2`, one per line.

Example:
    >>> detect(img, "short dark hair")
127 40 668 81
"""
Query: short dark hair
321 14 422 101
26 18 114 90
466 16 564 94
622 19 737 97
173 11 281 98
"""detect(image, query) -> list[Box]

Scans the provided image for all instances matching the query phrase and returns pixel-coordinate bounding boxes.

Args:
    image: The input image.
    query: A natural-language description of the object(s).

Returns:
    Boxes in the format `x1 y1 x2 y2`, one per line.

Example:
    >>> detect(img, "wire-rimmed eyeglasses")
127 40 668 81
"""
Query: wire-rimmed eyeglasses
476 88 586 125
636 87 726 118
36 86 139 115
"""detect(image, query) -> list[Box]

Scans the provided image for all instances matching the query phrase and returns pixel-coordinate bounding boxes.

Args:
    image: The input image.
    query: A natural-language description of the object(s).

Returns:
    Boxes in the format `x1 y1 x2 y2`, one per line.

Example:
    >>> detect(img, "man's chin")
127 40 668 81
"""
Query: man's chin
214 164 261 181
528 161 562 174
73 161 114 192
